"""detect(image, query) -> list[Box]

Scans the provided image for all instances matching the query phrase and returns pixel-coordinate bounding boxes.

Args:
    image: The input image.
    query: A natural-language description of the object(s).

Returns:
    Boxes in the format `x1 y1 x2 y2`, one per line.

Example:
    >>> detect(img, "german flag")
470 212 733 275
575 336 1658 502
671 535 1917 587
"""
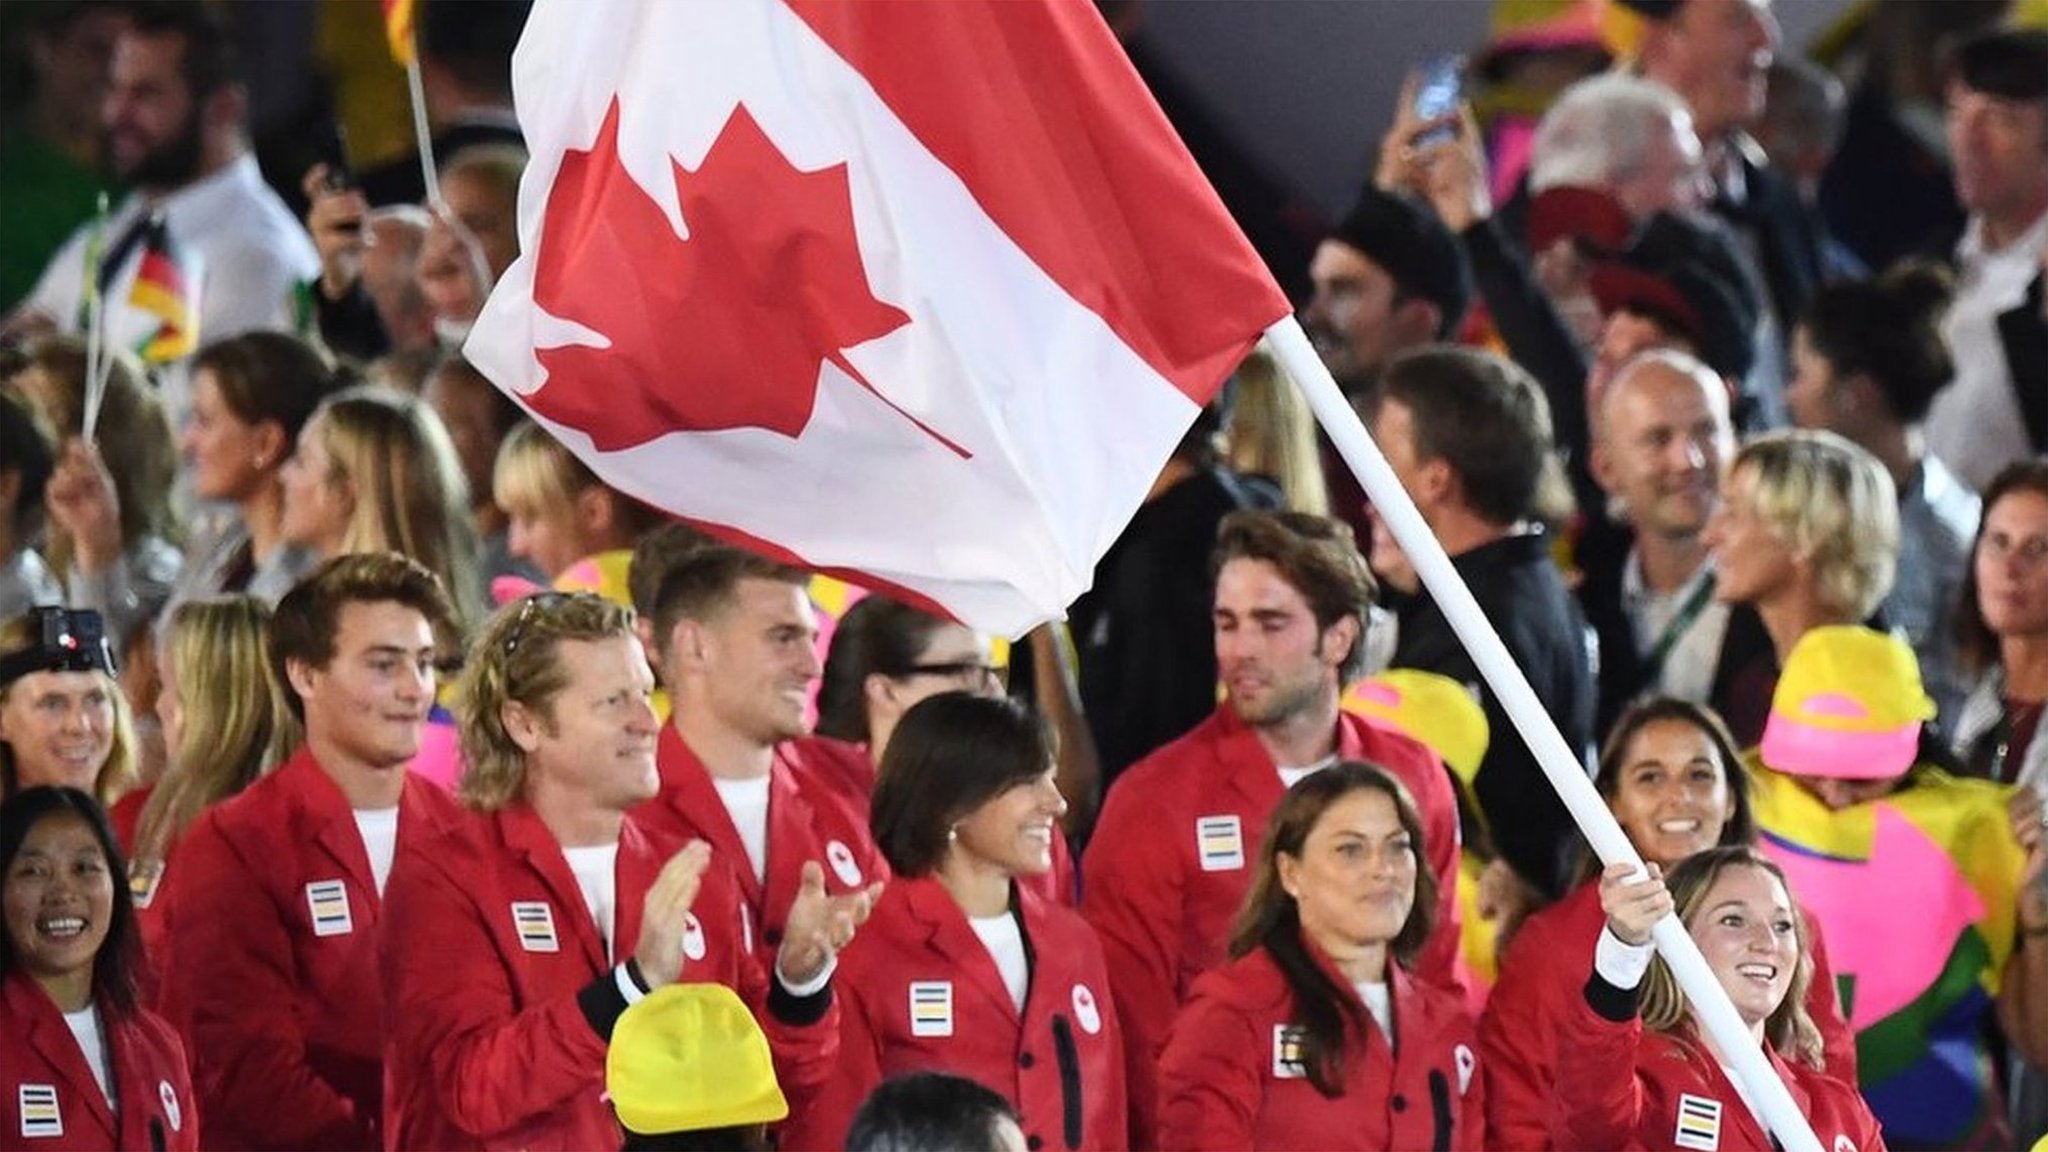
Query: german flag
127 214 198 363
383 0 415 67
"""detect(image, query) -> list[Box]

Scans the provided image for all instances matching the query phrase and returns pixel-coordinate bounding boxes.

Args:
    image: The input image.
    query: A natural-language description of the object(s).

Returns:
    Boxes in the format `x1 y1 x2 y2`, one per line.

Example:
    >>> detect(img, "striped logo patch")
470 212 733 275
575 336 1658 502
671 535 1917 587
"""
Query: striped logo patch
18 1084 61 1138
1674 1092 1721 1150
511 901 560 952
909 980 953 1037
305 879 353 937
1195 815 1245 872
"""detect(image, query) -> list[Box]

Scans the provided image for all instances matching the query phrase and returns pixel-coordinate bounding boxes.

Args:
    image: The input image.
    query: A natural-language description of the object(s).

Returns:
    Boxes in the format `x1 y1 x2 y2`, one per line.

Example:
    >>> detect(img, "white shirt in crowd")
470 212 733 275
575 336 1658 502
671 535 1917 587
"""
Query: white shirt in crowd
353 807 400 896
970 910 1030 1012
713 774 773 882
1927 206 2048 492
563 842 621 960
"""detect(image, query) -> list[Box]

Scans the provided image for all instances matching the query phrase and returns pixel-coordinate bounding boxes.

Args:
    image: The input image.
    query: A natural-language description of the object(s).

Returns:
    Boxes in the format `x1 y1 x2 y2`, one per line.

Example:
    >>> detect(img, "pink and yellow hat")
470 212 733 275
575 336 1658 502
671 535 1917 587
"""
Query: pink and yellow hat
1344 669 1490 787
1759 626 1934 781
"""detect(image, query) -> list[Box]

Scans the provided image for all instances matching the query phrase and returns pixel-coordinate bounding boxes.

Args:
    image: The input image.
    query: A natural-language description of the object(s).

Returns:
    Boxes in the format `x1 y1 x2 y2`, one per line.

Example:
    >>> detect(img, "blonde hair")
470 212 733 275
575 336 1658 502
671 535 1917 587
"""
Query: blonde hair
0 613 137 804
132 597 297 865
491 421 661 555
456 592 639 811
1728 429 1898 620
1638 846 1825 1069
1226 346 1329 516
313 387 485 630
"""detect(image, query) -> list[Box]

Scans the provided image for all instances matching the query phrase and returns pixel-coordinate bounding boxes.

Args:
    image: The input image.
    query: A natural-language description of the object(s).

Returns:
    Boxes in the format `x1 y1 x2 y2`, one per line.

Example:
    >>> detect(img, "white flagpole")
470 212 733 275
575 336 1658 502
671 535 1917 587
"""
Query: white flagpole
81 193 109 444
404 53 444 212
1263 316 1824 1152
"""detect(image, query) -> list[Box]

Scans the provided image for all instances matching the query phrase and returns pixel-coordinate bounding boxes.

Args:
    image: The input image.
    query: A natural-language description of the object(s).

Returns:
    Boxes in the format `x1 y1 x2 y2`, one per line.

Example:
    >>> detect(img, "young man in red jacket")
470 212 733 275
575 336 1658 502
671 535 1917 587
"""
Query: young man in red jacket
637 545 889 968
1082 510 1465 1149
156 554 466 1150
380 592 871 1149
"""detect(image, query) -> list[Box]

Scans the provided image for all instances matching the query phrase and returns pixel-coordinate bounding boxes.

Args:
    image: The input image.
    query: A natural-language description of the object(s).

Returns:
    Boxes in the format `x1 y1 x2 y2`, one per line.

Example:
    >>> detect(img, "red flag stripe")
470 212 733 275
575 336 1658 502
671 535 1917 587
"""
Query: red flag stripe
782 0 1288 406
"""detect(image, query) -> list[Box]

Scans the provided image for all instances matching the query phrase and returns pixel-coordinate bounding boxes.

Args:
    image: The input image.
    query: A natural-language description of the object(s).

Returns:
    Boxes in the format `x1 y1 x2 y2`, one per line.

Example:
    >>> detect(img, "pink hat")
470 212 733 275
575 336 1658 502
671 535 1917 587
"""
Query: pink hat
1758 626 1934 781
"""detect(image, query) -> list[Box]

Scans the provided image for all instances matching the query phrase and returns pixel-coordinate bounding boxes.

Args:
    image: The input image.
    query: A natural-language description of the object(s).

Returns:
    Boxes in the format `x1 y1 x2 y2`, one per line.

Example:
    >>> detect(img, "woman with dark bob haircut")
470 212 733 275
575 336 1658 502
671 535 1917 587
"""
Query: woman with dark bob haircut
1157 761 1479 1150
1477 697 1856 1149
0 786 197 1147
780 693 1127 1151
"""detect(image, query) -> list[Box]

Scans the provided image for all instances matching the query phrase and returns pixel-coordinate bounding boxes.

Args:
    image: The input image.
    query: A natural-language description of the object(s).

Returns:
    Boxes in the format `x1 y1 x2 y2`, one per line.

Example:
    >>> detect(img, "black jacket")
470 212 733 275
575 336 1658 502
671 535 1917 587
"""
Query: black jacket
1387 530 1596 900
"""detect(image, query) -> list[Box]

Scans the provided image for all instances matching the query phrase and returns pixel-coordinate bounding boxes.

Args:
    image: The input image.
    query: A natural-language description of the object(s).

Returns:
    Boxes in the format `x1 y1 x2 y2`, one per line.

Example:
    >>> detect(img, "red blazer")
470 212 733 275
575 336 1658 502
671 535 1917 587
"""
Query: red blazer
781 876 1127 1152
379 804 836 1150
1550 985 1884 1152
1158 943 1481 1151
1081 706 1464 1149
640 725 889 967
783 736 1079 907
1479 878 1859 1150
0 972 199 1151
155 746 464 1150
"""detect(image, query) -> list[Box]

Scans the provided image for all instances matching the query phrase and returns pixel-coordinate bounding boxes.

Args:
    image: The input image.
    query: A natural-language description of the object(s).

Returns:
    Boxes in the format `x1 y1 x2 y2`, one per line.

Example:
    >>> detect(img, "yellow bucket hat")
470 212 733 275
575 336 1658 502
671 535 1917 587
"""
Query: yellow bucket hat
1344 669 1490 786
606 983 789 1135
1759 626 1934 781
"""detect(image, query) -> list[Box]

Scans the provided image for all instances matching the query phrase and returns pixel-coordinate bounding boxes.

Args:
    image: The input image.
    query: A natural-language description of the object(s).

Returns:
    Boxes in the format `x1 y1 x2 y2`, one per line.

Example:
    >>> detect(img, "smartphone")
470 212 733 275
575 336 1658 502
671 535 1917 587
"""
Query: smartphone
1409 54 1466 149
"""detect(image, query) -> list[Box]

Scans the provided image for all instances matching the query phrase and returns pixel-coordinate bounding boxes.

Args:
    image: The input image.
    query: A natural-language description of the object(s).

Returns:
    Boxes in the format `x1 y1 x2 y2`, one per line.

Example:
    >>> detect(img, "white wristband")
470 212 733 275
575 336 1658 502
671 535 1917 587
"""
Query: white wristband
1594 926 1655 990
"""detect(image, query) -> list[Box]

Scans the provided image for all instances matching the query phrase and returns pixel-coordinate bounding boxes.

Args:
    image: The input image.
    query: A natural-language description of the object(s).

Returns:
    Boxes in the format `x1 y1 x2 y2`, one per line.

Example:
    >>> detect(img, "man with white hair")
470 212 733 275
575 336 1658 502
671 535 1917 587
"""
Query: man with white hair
1526 73 1708 220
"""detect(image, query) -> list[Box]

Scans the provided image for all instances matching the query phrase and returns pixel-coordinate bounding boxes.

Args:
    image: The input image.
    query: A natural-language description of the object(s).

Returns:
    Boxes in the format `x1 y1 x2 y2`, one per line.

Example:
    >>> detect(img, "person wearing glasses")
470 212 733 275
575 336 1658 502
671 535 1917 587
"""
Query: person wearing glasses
381 592 867 1149
811 596 1080 906
0 607 136 805
636 544 891 973
153 554 466 1149
783 693 1125 1152
1083 510 1464 1149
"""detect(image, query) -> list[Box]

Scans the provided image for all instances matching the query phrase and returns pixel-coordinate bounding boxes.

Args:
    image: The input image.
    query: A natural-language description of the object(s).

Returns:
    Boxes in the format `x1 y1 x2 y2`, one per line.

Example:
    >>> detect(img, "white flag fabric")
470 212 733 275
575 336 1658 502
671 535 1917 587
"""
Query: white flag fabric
468 0 1288 635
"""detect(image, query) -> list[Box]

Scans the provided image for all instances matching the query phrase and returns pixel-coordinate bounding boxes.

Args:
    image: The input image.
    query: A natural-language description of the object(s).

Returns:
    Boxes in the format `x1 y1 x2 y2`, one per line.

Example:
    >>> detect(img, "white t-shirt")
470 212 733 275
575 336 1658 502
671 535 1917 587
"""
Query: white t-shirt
563 842 621 960
1353 980 1393 1047
63 1005 114 1107
1927 206 2048 491
969 911 1030 1012
712 775 773 882
353 807 400 896
1276 754 1339 791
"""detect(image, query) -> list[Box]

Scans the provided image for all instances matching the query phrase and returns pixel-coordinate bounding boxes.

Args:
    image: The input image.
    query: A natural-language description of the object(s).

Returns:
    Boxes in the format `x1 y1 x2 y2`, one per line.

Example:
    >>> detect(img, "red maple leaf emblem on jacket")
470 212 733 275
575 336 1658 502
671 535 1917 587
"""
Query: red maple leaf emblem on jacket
528 98 956 454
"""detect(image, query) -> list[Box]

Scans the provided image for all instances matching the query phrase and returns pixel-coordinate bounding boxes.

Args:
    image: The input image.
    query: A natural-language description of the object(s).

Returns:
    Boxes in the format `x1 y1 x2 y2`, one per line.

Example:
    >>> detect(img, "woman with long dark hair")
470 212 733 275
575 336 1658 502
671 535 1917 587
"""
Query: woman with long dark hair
1478 697 1855 1149
1157 761 1478 1150
0 786 197 1147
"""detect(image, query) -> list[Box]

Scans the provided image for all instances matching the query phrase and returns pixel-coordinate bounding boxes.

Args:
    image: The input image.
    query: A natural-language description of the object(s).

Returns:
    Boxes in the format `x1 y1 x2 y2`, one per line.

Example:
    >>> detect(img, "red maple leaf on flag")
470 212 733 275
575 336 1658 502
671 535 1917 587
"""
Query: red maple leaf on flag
528 98 959 455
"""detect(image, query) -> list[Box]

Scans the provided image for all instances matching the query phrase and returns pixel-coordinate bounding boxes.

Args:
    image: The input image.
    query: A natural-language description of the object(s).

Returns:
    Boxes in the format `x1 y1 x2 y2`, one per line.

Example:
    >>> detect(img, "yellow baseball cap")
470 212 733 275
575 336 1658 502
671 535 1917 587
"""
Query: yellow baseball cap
606 983 789 1135
1759 626 1934 781
1344 669 1490 786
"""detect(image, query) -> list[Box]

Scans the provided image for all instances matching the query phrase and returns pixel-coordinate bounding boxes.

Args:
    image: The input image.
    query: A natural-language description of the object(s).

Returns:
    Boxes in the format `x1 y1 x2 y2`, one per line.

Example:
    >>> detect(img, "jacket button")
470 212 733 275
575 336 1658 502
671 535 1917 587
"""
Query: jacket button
764 928 782 946
1018 1051 1035 1068
1391 1094 1407 1113
1026 1138 1043 1151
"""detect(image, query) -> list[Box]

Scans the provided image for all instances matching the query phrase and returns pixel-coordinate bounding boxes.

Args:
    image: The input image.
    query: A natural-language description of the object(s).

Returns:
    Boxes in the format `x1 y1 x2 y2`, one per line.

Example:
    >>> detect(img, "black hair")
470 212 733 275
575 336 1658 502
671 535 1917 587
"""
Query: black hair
1950 27 2048 104
417 0 531 99
871 694 1053 877
816 597 951 744
1798 263 1955 423
0 787 140 1015
844 1072 1021 1152
1612 212 1760 381
126 0 241 98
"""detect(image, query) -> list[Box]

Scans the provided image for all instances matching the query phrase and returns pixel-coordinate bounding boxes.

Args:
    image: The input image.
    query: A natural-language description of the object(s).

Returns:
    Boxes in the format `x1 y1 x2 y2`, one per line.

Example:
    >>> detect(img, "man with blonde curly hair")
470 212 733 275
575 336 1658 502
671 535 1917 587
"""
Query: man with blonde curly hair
380 591 869 1148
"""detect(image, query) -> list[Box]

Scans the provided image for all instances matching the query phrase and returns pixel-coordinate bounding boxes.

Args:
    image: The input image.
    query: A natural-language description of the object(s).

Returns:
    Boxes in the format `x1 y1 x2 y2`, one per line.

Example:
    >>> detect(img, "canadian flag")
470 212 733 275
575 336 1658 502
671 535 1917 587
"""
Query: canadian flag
468 0 1288 635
